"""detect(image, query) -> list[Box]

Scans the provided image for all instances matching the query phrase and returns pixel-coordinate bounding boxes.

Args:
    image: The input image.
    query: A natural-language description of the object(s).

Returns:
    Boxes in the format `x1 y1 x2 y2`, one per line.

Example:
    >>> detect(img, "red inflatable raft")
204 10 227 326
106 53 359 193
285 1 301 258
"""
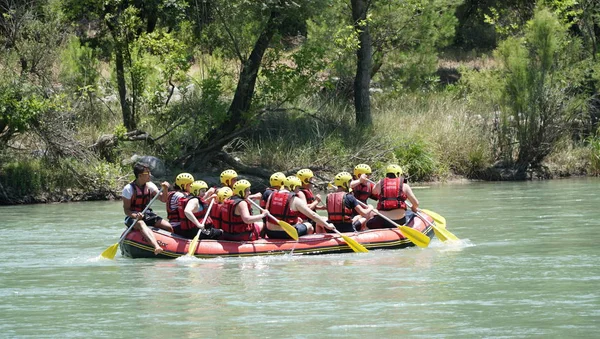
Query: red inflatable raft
120 213 436 258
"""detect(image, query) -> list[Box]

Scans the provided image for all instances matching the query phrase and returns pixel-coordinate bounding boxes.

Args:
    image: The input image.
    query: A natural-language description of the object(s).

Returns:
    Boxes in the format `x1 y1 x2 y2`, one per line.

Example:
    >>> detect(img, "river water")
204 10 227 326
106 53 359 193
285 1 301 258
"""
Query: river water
1 178 598 338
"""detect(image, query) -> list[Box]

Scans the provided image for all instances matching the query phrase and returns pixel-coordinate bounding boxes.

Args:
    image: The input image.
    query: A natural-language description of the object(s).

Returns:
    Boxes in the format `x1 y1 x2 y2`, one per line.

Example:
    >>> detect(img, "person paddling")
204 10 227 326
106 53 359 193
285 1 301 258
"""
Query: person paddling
296 168 326 233
326 172 373 233
366 164 419 229
179 180 222 240
122 163 173 255
265 176 335 239
166 172 194 232
218 180 267 241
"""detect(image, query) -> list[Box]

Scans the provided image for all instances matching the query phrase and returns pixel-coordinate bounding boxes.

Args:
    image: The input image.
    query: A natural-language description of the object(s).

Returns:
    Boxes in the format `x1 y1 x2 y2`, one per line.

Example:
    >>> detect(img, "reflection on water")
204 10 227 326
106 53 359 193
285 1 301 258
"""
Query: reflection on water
0 178 599 337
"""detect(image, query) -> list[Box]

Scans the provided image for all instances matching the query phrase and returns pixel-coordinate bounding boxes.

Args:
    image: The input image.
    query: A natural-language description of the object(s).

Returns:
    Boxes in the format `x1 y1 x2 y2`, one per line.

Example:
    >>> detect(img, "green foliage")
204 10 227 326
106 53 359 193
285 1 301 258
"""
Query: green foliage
59 37 100 95
588 133 600 175
494 8 576 170
392 137 439 182
0 80 48 145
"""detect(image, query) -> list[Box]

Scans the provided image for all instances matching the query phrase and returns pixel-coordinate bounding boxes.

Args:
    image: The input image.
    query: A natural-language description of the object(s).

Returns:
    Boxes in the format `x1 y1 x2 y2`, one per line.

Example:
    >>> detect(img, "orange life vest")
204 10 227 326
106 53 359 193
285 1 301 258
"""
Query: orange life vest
220 197 253 234
268 191 300 225
377 177 407 211
210 202 223 229
326 191 353 223
353 181 378 203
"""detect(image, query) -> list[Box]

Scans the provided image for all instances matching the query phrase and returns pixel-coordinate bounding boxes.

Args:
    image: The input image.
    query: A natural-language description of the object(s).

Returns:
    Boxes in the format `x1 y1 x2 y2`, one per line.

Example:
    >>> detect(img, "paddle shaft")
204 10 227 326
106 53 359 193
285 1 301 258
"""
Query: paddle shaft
119 190 162 244
198 199 214 229
247 198 278 223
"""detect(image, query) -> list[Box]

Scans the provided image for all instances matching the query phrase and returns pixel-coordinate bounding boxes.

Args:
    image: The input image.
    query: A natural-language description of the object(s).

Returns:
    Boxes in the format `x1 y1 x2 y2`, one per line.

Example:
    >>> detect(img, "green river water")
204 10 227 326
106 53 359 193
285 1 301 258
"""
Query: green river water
0 178 598 338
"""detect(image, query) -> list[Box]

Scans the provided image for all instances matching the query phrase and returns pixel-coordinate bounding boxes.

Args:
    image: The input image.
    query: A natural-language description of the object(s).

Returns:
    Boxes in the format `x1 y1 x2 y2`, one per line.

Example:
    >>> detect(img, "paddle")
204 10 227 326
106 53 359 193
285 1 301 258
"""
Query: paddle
101 190 161 259
247 199 299 241
421 208 446 225
356 200 430 248
408 203 459 242
186 199 215 257
330 228 369 253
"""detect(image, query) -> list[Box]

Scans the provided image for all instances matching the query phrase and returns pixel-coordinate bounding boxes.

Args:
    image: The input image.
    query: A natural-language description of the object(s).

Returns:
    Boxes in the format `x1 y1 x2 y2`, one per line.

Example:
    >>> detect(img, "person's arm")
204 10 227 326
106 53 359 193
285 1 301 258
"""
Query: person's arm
293 198 335 230
349 195 372 217
122 196 142 220
159 182 169 203
184 198 204 229
247 192 262 200
238 201 267 224
404 184 419 212
122 186 141 219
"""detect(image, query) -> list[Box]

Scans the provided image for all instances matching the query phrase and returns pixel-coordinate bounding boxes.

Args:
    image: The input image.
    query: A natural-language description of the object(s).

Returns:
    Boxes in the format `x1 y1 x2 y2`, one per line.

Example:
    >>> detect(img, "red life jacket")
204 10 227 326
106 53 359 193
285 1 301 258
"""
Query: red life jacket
210 202 223 229
220 197 253 234
298 187 316 220
268 191 300 225
377 177 407 211
166 191 186 225
260 187 278 208
129 182 151 212
353 181 379 203
177 196 210 230
327 191 353 223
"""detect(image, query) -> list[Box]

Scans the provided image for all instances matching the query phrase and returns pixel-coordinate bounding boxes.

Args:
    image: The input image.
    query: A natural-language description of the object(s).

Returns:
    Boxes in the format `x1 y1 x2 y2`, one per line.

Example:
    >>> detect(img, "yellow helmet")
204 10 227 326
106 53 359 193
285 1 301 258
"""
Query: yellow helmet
386 164 403 178
190 180 208 196
354 164 372 176
232 179 251 198
220 169 238 186
296 168 314 184
334 172 352 190
285 175 302 191
216 187 233 203
175 173 194 187
269 172 286 188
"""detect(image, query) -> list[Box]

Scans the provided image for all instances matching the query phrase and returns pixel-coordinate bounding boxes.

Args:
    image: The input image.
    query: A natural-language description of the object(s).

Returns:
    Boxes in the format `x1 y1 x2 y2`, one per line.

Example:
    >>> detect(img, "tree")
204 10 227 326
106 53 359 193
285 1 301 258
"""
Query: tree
351 0 372 126
496 9 578 176
62 0 189 131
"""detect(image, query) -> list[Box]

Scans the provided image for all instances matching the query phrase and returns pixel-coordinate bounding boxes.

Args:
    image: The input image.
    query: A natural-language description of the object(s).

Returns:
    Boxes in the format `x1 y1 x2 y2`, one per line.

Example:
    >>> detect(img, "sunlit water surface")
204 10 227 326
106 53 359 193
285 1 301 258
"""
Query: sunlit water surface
1 178 598 338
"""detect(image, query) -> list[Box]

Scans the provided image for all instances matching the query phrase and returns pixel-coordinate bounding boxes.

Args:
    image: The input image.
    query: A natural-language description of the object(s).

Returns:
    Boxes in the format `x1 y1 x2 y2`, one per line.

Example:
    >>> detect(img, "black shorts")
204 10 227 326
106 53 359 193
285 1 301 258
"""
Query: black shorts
327 222 356 233
266 223 309 239
366 215 406 229
124 211 163 227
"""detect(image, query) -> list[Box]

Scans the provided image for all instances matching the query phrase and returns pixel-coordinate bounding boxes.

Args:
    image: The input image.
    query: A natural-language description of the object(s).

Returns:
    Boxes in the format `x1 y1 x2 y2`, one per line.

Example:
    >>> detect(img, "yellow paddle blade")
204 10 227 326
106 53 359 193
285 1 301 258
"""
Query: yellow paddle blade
433 224 459 242
187 234 200 256
398 225 431 248
278 220 299 241
432 227 449 242
421 209 446 225
101 243 119 260
340 234 369 253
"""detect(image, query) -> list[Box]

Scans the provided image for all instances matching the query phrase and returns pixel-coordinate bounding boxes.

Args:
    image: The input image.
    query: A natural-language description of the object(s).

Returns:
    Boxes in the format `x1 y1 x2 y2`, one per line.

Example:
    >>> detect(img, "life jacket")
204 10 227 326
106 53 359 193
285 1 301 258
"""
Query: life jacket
327 191 353 223
268 191 300 225
166 190 186 225
210 202 223 229
299 188 315 204
353 181 378 203
129 182 151 212
220 196 253 234
377 177 407 211
260 187 278 209
178 196 210 230
298 187 316 220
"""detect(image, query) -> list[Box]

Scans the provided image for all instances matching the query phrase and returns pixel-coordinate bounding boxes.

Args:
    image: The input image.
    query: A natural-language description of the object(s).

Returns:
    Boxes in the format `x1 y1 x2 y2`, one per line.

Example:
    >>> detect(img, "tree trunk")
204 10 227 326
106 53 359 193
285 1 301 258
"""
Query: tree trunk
114 44 135 131
179 9 281 167
351 0 373 126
